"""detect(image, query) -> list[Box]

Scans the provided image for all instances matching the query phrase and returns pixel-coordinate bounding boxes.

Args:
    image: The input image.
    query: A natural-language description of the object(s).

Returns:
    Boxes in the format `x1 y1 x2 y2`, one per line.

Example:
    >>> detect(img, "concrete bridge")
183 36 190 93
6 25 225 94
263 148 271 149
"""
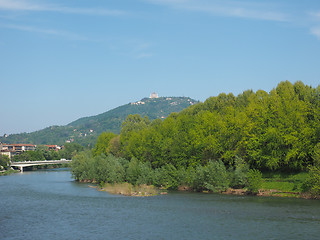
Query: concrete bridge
11 160 71 172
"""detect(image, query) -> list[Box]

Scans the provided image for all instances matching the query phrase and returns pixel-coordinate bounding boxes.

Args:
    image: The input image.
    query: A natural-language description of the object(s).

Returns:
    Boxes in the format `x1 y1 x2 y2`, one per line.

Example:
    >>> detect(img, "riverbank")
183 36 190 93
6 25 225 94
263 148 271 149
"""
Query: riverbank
0 169 19 176
85 180 317 199
89 182 161 197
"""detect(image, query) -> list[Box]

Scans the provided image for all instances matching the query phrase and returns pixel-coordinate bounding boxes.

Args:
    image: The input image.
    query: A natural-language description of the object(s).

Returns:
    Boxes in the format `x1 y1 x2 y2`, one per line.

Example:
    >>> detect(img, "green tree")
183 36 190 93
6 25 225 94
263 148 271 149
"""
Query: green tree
246 169 262 194
92 132 117 156
0 154 10 169
302 165 320 197
61 143 84 159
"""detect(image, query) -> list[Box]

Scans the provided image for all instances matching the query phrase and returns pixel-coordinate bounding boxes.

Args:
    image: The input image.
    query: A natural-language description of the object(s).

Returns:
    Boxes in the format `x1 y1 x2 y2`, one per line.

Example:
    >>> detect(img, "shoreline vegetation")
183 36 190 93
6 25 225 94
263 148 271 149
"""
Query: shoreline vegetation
0 169 19 176
70 81 320 199
71 152 320 199
82 180 317 199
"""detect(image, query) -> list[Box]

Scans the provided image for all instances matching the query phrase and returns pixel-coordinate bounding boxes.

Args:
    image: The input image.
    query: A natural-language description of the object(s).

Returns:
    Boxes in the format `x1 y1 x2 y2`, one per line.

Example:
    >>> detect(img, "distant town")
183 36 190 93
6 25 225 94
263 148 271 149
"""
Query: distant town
0 143 62 159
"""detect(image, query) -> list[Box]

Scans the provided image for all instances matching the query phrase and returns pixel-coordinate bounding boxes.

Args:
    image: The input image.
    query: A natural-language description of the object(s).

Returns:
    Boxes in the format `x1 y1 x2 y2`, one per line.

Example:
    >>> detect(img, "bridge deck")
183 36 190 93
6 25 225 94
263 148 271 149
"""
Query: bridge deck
11 160 71 172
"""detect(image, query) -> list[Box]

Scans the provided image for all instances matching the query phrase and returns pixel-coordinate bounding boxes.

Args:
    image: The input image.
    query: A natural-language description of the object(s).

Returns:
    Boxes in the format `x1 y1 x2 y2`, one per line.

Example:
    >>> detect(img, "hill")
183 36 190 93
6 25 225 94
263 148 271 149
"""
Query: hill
1 97 198 146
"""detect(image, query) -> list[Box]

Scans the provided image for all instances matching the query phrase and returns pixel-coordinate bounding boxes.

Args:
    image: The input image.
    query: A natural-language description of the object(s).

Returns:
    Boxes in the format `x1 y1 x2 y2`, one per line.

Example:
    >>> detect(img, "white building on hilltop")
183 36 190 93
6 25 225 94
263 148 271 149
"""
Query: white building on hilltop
150 92 159 98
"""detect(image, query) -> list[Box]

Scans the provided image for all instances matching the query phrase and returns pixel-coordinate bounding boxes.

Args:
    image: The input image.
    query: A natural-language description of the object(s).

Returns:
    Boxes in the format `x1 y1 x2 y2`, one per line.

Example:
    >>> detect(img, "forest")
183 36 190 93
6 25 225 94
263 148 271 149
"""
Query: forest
71 81 320 196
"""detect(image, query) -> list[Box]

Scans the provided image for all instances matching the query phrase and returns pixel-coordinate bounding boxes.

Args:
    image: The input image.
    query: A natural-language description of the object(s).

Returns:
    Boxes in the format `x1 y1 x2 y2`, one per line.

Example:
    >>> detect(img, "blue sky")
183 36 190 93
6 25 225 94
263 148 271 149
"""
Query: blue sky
0 0 320 135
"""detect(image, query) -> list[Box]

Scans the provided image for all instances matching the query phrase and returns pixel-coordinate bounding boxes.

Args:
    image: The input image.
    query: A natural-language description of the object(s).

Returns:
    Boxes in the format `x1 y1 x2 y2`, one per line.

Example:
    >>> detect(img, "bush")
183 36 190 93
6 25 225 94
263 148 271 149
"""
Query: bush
302 165 320 197
70 150 93 181
230 156 249 188
203 160 230 192
126 158 153 185
187 160 230 192
153 164 179 190
187 165 206 191
246 169 262 194
71 152 125 184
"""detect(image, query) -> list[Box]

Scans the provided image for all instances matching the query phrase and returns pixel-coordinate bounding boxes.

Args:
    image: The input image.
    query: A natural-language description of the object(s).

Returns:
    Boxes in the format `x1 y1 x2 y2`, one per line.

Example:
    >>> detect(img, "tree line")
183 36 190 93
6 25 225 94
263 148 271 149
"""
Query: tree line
71 81 320 196
71 152 262 193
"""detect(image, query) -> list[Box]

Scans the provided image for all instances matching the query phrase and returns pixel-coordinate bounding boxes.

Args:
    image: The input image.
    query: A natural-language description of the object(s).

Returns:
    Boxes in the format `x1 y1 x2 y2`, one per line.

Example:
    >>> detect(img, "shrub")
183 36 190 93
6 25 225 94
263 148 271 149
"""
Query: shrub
152 164 179 190
187 165 206 191
203 160 230 192
302 165 320 197
94 154 125 184
231 156 249 188
70 150 93 181
187 160 230 192
126 158 153 185
246 169 262 194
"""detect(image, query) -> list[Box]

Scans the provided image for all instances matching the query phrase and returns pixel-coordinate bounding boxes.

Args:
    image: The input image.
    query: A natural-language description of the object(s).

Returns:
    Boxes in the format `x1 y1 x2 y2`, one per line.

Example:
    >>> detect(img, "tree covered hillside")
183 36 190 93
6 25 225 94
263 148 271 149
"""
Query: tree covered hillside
0 97 198 146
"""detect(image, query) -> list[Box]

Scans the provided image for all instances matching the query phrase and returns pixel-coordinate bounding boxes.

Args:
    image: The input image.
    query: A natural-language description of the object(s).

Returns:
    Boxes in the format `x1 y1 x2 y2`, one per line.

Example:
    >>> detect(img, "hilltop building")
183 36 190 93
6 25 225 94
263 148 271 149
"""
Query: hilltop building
150 92 159 99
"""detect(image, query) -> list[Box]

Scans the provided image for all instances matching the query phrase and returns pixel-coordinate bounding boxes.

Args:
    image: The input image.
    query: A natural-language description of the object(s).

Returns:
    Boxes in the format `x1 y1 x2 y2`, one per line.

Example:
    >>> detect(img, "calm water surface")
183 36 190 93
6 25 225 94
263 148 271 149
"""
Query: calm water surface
1 169 320 240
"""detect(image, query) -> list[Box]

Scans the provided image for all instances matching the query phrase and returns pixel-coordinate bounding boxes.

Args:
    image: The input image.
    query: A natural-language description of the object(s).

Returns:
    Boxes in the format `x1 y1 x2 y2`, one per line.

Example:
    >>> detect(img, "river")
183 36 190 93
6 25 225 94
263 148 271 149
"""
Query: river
1 169 320 240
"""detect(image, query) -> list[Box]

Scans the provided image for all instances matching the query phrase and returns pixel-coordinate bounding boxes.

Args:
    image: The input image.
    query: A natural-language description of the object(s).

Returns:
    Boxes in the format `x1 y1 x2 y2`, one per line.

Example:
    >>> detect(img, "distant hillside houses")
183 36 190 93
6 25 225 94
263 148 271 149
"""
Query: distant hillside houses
131 101 145 106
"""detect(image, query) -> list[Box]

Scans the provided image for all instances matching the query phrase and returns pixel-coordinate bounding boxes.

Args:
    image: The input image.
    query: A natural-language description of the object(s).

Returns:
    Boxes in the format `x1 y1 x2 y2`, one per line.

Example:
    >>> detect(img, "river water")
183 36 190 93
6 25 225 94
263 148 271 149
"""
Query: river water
1 169 320 240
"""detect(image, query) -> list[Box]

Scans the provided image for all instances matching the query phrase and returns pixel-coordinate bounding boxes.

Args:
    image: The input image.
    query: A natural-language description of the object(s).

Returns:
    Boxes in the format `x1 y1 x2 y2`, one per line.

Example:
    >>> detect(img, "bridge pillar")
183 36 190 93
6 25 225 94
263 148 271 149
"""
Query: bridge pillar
19 166 23 173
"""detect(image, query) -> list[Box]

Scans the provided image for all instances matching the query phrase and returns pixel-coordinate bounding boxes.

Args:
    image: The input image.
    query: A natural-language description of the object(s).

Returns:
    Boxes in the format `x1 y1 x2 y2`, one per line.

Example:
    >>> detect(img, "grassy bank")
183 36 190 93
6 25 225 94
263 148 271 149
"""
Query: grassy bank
259 172 310 198
223 172 313 198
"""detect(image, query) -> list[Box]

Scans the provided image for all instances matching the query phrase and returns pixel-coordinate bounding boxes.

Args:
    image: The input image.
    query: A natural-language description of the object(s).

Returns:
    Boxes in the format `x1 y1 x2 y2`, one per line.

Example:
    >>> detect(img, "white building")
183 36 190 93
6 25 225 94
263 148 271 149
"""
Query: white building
150 92 159 98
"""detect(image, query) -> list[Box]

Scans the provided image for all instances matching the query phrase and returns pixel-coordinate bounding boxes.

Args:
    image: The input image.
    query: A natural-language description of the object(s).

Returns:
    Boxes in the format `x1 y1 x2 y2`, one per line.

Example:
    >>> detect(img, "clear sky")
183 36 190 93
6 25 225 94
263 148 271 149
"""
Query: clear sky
0 0 320 136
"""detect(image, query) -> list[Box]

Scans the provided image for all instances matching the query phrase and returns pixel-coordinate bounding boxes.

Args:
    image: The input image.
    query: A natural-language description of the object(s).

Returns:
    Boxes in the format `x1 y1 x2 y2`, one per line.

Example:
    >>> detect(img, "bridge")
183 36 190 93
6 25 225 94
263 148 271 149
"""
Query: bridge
11 160 72 172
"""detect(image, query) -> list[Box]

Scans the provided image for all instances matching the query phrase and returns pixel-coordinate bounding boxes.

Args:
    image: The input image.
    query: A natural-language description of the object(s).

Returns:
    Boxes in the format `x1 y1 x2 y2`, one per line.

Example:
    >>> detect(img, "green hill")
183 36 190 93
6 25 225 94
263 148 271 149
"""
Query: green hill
1 97 198 146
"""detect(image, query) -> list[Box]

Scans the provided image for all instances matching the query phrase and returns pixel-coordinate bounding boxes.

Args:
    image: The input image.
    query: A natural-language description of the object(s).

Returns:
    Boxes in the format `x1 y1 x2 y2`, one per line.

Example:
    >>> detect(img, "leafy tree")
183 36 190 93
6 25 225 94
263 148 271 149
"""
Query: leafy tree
231 156 250 188
92 132 117 156
302 165 320 197
0 154 10 169
313 143 320 166
202 160 230 192
61 143 84 159
153 164 179 190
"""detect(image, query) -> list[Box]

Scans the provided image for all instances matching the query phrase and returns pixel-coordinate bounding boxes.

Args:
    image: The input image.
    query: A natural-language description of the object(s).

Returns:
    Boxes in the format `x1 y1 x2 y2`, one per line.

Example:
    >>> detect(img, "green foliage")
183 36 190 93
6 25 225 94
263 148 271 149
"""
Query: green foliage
12 150 46 162
203 160 230 192
261 172 308 193
246 169 262 194
187 160 230 192
0 154 10 169
70 151 91 181
153 164 179 190
61 143 84 159
71 151 126 184
115 81 320 172
231 156 250 188
302 165 320 197
68 80 320 195
93 154 125 184
313 143 320 166
92 132 117 156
